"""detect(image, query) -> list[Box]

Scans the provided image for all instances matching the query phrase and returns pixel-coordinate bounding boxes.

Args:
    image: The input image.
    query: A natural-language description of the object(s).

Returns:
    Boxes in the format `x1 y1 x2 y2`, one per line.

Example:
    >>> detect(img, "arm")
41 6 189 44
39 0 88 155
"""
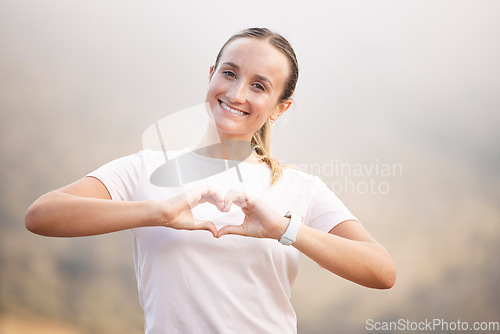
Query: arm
217 190 396 289
293 220 396 289
25 176 160 237
25 176 225 238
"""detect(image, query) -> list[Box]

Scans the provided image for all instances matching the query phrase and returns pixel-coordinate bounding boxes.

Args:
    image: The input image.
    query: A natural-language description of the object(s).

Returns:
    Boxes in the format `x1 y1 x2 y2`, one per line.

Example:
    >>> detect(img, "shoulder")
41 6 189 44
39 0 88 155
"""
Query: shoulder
114 148 189 166
266 165 321 196
281 165 317 183
89 149 177 178
279 165 335 198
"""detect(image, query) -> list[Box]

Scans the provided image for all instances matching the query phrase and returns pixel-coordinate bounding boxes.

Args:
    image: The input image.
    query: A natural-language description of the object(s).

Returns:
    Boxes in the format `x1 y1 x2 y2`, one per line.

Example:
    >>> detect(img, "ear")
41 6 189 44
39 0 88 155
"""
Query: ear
208 66 215 81
270 99 292 122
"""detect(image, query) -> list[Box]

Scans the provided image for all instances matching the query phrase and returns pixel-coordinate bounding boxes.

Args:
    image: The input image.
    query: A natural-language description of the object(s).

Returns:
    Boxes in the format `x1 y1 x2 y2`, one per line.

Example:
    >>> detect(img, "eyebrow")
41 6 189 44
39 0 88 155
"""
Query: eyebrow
221 62 273 88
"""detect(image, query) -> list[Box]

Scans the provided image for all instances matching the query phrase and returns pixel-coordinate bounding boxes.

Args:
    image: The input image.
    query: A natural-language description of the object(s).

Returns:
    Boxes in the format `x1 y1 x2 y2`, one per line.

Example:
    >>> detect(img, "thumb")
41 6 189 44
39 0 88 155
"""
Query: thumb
193 219 218 238
217 224 246 238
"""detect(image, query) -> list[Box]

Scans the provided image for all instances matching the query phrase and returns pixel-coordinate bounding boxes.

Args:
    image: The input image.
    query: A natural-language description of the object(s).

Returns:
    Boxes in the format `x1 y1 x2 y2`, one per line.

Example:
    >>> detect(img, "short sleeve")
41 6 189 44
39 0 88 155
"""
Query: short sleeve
304 176 359 233
86 151 147 201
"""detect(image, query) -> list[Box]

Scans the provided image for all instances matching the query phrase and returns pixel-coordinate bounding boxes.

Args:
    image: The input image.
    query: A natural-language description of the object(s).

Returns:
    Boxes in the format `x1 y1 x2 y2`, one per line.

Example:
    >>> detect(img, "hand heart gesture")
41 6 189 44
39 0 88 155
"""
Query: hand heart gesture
161 187 288 240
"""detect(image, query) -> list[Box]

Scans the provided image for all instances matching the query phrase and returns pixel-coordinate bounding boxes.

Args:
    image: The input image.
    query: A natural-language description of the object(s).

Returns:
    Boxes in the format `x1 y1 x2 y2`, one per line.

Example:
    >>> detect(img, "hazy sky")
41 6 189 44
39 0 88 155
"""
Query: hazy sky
1 0 499 172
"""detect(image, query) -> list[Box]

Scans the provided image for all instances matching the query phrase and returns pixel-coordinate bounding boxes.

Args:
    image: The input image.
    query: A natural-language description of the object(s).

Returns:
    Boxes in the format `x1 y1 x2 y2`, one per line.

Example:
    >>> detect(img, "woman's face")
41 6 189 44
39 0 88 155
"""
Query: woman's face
205 38 291 141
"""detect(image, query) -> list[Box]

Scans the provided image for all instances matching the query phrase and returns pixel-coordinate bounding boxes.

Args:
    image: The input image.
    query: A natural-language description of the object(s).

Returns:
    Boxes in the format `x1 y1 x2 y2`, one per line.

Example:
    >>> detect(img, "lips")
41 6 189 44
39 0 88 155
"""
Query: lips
219 100 249 116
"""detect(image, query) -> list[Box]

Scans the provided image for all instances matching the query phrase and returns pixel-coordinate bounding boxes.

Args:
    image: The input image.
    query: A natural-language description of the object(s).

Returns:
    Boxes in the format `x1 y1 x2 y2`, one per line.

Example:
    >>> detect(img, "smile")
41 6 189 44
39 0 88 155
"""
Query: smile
219 100 248 116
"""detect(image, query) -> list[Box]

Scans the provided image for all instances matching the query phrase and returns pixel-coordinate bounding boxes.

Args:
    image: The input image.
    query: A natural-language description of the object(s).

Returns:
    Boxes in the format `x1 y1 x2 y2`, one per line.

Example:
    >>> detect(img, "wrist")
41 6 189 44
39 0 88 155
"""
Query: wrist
273 216 291 240
279 211 303 246
151 200 169 227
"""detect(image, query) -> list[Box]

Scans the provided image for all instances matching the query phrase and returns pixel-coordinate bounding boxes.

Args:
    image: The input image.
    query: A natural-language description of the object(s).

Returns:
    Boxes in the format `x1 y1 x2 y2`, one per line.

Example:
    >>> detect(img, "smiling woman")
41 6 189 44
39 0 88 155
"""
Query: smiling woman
203 28 297 185
25 28 395 334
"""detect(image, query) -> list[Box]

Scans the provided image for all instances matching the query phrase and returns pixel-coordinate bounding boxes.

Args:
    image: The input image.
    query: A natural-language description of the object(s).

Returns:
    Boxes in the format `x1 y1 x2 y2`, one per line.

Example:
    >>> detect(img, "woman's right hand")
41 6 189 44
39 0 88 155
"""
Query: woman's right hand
26 177 225 238
159 186 226 238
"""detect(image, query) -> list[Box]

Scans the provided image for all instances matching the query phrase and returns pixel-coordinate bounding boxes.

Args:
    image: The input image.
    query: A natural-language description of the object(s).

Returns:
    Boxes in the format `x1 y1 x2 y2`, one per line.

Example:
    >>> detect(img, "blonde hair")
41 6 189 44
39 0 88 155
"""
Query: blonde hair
213 28 299 185
251 118 283 185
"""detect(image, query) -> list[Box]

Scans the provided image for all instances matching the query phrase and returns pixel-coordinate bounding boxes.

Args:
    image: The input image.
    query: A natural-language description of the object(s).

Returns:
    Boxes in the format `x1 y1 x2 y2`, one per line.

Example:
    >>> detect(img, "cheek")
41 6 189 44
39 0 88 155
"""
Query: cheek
207 78 228 100
207 76 219 91
252 96 279 117
205 84 215 102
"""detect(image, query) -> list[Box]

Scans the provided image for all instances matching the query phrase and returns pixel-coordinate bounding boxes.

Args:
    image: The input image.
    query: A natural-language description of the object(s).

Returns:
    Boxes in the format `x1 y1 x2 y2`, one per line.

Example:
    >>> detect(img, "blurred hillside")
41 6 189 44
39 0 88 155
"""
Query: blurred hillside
1 1 500 333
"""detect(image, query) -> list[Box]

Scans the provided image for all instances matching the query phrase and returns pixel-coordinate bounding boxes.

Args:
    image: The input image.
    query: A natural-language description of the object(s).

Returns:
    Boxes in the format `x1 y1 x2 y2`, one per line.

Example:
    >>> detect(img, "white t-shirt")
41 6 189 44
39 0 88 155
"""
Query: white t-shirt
88 148 358 334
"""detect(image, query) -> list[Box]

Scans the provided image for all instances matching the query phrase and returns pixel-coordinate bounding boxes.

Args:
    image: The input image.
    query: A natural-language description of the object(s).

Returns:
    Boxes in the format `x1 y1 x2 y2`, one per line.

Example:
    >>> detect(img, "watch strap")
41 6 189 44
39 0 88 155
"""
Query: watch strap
279 211 303 246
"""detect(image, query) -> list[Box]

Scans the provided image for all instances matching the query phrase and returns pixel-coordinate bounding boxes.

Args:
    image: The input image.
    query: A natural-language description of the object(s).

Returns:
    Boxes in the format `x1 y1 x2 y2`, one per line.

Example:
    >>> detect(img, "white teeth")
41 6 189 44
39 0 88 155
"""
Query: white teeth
220 101 247 116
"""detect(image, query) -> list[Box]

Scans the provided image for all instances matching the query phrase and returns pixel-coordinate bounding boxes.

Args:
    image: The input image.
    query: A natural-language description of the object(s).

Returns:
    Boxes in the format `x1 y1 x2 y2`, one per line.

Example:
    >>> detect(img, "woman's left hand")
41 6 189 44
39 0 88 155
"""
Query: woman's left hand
216 189 289 240
216 190 397 289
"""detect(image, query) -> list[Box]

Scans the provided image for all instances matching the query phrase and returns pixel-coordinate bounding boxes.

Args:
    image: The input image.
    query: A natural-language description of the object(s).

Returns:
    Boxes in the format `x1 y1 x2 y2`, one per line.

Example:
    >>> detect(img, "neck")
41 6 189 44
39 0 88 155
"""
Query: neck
193 121 260 164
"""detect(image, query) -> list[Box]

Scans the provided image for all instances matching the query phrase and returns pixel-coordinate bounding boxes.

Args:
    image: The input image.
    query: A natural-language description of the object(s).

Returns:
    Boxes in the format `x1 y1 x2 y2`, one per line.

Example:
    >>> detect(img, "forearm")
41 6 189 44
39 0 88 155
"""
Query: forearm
25 191 161 237
292 224 396 289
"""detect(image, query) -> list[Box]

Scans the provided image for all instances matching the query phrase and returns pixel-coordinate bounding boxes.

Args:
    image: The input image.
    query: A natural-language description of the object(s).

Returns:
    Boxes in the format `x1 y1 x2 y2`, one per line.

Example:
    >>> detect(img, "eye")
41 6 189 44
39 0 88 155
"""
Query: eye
222 70 236 79
251 83 265 91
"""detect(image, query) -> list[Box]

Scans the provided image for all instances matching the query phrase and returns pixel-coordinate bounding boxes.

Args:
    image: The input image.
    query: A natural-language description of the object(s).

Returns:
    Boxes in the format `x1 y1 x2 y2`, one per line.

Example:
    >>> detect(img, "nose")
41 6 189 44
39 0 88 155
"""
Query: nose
226 81 246 104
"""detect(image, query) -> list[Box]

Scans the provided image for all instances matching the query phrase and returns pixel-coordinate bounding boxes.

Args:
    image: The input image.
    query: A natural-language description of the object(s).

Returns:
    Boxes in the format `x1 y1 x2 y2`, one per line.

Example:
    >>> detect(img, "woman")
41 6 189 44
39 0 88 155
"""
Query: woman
26 28 396 333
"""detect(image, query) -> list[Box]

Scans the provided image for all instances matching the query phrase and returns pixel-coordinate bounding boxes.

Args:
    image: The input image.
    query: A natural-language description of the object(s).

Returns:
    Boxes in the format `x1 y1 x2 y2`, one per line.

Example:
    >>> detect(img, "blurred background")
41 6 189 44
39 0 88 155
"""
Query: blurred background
1 0 499 333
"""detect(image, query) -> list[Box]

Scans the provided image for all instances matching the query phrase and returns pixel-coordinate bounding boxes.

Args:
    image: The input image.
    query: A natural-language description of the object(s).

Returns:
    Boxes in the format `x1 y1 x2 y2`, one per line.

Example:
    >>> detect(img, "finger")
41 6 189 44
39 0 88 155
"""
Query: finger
229 189 257 208
192 219 218 238
223 189 247 211
221 197 233 212
188 187 225 210
185 189 203 208
230 195 251 210
200 191 226 211
205 186 225 204
196 186 222 201
217 224 246 238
